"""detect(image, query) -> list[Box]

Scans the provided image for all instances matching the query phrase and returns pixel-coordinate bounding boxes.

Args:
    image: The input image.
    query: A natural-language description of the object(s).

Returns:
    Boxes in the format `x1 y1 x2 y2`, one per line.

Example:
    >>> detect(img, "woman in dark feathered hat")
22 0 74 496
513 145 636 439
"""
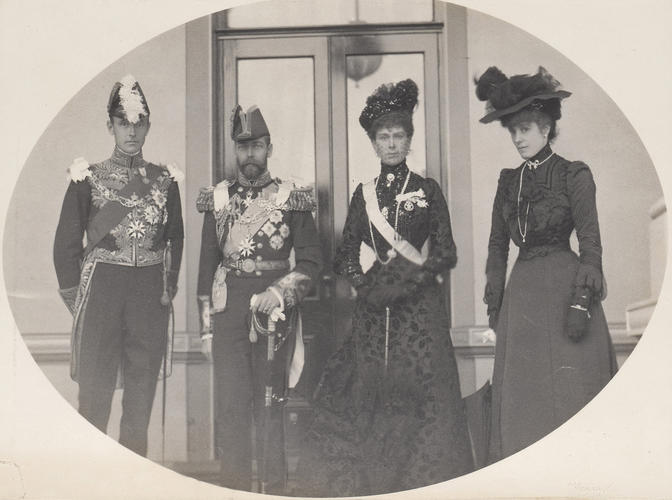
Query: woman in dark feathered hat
475 66 617 463
296 79 473 496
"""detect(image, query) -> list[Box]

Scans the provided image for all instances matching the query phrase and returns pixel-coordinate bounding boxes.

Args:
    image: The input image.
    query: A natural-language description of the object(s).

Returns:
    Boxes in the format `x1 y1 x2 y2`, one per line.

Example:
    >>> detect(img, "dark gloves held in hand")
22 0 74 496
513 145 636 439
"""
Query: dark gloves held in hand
567 285 592 341
483 281 504 330
566 305 590 341
366 284 408 308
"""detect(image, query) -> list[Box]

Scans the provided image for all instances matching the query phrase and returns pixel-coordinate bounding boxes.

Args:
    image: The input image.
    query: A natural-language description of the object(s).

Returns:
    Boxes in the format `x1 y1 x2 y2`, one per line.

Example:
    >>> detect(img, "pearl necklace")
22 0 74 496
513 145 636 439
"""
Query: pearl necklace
517 151 555 243
369 169 411 265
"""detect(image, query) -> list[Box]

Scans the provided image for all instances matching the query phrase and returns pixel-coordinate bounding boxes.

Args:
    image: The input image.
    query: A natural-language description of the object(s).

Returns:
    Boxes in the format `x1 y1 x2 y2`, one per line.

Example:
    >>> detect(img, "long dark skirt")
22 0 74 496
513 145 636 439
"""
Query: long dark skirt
488 249 618 463
296 263 473 496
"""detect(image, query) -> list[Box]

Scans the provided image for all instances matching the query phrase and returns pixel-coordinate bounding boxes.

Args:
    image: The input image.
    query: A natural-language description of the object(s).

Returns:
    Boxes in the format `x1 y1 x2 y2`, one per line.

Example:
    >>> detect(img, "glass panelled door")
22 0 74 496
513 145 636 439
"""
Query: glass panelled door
331 33 441 275
217 36 333 401
216 31 443 397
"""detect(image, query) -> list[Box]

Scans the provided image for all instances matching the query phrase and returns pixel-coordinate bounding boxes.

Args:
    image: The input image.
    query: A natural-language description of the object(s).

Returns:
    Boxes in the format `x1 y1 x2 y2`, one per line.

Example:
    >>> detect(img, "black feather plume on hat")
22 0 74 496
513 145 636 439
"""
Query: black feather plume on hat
359 79 419 131
474 66 508 102
475 66 570 124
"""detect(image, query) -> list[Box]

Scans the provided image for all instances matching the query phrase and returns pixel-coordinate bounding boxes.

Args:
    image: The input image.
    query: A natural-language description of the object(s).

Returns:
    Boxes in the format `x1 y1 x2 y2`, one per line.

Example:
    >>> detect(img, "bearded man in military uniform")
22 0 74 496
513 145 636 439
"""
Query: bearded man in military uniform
53 75 184 457
197 105 322 494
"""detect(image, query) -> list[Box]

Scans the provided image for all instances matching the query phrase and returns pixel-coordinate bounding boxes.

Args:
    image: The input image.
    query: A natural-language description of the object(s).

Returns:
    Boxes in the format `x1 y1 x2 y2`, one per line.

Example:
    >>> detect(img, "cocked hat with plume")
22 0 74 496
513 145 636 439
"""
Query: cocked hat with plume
475 66 570 124
107 74 150 124
230 105 270 141
359 78 418 132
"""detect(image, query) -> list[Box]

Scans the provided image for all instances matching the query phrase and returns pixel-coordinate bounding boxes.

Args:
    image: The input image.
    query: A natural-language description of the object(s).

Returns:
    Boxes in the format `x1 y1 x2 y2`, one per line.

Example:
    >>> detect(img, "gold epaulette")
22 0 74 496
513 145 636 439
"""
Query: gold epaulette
285 187 316 211
196 187 215 213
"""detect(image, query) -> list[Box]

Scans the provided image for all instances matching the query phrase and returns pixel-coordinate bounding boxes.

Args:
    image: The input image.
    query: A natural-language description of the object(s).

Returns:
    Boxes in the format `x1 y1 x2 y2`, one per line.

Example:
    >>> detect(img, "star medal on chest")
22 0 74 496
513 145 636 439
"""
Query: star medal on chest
242 189 254 207
239 236 256 257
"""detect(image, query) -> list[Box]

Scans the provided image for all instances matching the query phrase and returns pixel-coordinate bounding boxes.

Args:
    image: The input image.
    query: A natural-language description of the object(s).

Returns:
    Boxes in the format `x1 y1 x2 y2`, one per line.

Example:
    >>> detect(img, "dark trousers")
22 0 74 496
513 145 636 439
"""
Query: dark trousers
212 272 290 494
77 263 168 457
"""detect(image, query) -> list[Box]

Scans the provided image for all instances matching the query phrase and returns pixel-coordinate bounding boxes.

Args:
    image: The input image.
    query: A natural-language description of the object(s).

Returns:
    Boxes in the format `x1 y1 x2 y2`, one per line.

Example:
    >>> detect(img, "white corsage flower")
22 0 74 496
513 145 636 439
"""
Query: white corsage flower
67 157 91 183
165 162 185 183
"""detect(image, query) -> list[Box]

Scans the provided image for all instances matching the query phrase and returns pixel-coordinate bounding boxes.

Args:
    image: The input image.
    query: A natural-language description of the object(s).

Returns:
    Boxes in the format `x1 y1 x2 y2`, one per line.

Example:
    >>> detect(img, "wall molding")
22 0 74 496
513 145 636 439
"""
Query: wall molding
450 322 638 355
20 331 206 363
22 322 639 363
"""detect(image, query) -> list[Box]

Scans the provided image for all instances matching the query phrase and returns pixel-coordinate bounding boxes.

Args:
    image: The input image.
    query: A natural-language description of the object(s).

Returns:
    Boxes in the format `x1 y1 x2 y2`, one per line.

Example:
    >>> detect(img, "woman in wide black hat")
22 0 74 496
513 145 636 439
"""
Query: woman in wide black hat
296 79 473 496
475 66 617 463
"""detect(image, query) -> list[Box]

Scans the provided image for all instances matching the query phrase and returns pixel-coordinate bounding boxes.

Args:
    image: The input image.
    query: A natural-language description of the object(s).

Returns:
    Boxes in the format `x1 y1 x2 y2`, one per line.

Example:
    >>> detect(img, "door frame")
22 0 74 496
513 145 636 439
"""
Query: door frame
329 32 441 246
215 36 334 270
215 26 444 265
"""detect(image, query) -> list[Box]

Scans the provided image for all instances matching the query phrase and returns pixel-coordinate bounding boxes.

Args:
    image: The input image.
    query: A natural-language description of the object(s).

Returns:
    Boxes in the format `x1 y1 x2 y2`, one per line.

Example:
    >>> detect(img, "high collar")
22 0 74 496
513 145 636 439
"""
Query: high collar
237 169 274 188
380 160 409 179
111 146 146 170
524 144 554 170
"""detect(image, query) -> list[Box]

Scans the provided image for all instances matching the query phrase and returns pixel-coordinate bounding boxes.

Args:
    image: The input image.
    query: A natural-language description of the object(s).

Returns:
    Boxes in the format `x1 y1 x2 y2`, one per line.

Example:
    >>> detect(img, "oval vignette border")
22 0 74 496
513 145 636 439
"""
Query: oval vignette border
1 1 671 499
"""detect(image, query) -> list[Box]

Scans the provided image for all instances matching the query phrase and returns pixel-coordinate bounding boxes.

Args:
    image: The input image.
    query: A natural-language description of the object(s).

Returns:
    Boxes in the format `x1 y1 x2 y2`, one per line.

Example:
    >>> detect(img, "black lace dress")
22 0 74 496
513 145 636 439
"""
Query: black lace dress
295 161 473 497
485 145 618 463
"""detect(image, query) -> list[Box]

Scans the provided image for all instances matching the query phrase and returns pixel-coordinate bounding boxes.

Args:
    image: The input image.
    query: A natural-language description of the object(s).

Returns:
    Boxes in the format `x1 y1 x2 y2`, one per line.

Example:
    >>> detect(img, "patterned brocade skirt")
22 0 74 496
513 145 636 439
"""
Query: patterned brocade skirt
295 266 473 497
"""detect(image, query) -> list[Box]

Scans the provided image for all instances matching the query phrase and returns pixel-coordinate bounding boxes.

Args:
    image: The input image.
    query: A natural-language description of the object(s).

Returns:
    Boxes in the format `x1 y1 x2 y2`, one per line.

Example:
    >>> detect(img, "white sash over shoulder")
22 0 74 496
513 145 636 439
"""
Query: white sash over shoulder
362 180 428 266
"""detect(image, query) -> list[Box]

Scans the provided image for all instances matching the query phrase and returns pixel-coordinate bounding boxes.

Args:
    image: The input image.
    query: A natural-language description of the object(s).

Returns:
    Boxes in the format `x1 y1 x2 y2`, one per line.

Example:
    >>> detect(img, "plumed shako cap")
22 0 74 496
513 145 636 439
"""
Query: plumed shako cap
230 105 270 141
107 74 150 124
475 66 570 124
359 79 418 131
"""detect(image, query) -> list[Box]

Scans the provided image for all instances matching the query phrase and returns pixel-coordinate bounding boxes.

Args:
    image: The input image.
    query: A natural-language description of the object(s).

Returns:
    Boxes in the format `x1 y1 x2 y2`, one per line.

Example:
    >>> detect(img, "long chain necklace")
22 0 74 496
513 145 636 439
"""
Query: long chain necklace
368 169 411 265
517 151 555 243
516 168 531 243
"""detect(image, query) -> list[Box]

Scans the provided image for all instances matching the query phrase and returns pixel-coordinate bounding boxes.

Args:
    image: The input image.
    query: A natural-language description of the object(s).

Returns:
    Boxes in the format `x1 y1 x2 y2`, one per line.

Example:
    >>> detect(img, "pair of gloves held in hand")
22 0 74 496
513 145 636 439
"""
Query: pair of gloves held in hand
485 263 602 342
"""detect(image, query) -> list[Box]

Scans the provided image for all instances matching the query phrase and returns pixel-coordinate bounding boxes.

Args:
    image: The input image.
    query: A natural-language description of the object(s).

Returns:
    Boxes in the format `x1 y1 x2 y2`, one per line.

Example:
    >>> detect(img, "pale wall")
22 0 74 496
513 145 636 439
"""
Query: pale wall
1 5 660 463
4 7 661 345
4 26 188 335
466 10 662 326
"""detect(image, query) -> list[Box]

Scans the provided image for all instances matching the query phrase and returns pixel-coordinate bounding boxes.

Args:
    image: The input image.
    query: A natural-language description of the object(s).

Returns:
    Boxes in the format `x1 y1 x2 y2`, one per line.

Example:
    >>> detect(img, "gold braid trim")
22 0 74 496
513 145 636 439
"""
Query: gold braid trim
284 188 316 211
196 187 215 212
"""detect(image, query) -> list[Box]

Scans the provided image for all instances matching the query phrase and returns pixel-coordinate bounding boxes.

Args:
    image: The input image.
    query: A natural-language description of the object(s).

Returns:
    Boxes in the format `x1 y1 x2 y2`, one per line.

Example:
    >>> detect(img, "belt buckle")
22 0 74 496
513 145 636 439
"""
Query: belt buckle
241 258 256 273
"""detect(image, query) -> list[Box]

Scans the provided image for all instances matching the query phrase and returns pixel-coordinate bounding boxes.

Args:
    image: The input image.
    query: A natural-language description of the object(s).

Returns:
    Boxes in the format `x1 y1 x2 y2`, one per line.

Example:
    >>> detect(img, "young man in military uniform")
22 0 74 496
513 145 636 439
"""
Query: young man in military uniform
53 75 184 457
197 105 322 494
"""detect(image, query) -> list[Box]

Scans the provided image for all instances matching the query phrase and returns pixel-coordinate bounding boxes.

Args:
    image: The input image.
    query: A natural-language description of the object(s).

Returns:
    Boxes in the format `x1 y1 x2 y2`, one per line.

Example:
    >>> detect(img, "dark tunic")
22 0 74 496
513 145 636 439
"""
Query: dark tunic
53 147 184 456
296 161 473 497
484 145 618 463
196 173 322 493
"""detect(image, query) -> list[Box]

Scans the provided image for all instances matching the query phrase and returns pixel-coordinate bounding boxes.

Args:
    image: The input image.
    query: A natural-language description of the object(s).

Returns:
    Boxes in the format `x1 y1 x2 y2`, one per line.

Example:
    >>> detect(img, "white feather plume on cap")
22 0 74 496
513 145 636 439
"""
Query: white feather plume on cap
112 74 149 124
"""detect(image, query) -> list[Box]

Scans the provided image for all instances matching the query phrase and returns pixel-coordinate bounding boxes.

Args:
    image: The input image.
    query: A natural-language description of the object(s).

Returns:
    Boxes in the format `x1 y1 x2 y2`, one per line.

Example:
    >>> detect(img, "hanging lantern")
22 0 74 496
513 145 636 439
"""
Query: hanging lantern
346 54 383 87
345 0 383 87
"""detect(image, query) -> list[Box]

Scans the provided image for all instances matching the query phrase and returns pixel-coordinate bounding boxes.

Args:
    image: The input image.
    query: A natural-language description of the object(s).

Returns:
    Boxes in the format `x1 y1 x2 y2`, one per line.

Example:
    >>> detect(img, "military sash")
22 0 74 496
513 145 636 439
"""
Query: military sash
223 187 290 258
362 180 428 266
84 171 157 255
